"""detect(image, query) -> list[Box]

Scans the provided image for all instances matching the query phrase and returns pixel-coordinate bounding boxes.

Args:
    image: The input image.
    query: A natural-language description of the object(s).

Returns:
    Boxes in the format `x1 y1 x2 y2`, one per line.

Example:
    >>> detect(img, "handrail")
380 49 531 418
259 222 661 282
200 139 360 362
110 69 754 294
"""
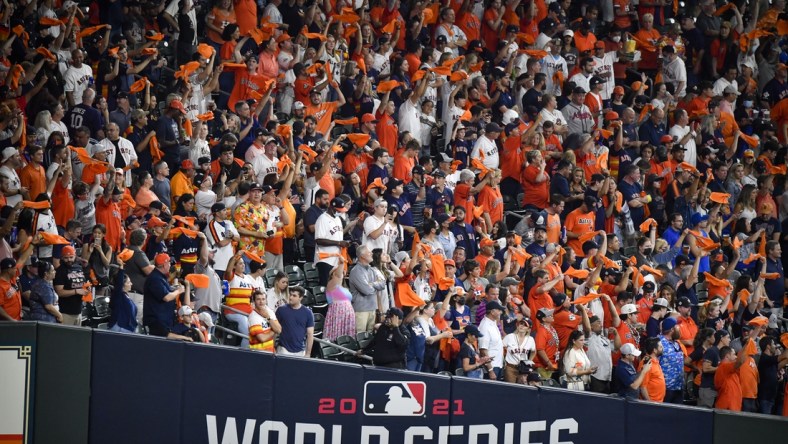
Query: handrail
314 336 374 362
220 304 374 362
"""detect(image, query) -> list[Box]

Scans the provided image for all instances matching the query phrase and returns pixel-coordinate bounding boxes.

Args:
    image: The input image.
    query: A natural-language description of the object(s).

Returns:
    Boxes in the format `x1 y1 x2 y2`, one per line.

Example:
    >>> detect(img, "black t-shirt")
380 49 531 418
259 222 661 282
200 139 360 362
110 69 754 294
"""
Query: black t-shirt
53 264 87 315
700 345 720 388
757 353 779 401
458 342 478 366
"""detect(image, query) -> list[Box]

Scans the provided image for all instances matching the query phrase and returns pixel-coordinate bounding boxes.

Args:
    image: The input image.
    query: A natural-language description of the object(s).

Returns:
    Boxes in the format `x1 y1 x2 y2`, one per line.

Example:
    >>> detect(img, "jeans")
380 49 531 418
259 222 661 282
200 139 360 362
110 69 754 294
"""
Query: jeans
225 312 250 348
109 324 134 333
759 399 774 415
742 398 758 413
406 357 423 372
664 389 684 404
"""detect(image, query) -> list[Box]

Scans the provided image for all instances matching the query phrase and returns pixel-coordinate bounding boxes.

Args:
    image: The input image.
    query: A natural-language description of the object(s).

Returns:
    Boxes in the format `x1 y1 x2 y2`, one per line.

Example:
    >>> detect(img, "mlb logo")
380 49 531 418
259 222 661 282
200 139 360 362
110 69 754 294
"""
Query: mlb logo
363 381 426 416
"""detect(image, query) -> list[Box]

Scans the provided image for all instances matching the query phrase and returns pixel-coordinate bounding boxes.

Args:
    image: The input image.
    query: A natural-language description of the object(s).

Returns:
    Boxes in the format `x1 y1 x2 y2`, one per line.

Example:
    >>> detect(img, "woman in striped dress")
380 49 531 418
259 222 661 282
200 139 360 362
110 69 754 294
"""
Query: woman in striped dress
324 256 355 341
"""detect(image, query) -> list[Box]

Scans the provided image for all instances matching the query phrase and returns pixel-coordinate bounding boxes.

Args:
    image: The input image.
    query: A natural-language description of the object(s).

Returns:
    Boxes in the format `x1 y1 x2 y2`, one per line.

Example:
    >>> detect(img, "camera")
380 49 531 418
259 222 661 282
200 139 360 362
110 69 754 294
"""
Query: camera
266 230 275 237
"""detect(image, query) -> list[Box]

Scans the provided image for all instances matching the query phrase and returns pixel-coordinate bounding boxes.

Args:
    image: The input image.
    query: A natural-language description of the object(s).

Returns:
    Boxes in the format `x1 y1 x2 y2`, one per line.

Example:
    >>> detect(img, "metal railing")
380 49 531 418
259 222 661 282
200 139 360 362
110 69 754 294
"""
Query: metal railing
219 304 374 362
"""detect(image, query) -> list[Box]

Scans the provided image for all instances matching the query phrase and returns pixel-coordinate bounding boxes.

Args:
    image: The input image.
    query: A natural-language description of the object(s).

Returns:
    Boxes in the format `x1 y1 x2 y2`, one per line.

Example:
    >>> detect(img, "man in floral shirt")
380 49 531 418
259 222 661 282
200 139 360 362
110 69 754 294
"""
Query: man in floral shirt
233 183 268 257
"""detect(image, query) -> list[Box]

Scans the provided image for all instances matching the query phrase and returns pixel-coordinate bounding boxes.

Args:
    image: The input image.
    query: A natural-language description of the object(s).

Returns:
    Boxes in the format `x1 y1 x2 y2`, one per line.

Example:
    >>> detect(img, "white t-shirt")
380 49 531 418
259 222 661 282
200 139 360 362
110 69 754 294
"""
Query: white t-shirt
568 72 590 93
398 99 423 143
593 51 618 101
363 215 392 255
372 48 393 76
253 154 279 184
541 55 568 96
670 124 696 166
502 332 536 365
63 64 94 99
204 219 238 272
0 165 22 207
315 212 344 266
195 189 217 218
34 210 58 259
662 57 687 98
471 135 499 169
477 316 504 369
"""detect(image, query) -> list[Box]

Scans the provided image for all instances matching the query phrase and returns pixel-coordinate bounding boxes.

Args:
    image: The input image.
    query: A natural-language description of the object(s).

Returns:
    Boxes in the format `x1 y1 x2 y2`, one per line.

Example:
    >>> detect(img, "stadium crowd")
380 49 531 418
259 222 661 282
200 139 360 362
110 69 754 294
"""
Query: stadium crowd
0 0 787 415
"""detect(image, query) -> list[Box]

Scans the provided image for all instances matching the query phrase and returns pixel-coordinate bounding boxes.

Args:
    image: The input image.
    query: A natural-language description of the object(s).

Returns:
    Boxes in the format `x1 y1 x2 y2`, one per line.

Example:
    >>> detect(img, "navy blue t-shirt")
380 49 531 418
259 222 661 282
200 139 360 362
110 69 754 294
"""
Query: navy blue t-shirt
275 304 315 353
616 360 639 400
618 179 645 228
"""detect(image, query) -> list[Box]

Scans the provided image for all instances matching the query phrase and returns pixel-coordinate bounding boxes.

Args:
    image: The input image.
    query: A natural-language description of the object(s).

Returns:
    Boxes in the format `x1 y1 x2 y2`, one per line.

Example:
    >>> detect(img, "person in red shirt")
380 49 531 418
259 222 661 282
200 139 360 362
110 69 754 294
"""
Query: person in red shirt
521 150 550 210
714 344 749 411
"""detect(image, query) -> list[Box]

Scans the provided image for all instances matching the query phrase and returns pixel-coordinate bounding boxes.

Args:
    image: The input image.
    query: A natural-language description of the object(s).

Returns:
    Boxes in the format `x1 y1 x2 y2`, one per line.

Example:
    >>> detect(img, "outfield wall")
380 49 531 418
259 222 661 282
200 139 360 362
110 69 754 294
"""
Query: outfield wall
1 322 786 444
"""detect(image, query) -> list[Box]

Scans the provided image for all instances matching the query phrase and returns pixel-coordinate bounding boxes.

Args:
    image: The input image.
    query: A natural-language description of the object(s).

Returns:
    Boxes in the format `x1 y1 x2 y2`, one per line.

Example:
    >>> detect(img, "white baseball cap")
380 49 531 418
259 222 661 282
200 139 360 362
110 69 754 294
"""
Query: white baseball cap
620 304 638 315
178 305 193 316
620 343 641 357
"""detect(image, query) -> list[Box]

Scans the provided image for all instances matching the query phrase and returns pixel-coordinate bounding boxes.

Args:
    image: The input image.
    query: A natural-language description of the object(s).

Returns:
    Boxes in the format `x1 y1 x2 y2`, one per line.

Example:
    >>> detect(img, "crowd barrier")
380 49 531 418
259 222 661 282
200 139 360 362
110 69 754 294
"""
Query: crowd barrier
1 322 786 444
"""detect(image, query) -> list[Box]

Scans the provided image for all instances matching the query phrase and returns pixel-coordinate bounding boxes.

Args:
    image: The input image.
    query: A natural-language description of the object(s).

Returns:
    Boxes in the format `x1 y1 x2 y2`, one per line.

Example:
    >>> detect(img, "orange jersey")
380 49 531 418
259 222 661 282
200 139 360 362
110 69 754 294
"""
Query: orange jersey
639 358 666 402
545 212 561 244
534 325 559 368
477 185 503 225
565 208 595 257
553 309 582 351
528 287 555 330
375 111 399 156
454 183 475 224
228 69 268 113
392 151 415 184
739 356 759 399
305 102 339 136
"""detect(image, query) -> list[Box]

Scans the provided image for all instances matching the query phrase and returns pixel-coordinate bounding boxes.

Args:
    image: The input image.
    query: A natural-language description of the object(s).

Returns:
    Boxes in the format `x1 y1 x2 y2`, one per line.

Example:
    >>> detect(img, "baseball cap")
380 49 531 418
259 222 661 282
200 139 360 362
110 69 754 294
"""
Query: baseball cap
464 324 483 337
743 149 755 158
485 122 503 133
198 312 214 328
249 182 263 192
506 24 519 33
605 111 620 120
573 86 586 95
676 297 692 308
690 212 709 226
480 238 495 248
1 147 17 162
444 259 456 267
594 41 605 49
620 343 641 357
501 277 520 287
293 101 305 110
178 305 193 316
563 29 574 37
361 113 377 123
661 317 678 332
661 135 676 144
386 307 404 319
486 300 506 312
211 203 226 213
436 35 448 44
435 213 455 225
653 297 669 308
589 76 604 86
620 304 638 315
536 307 555 320
154 253 171 266
0 257 16 271
643 281 656 293
330 197 348 212
433 170 446 178
181 159 195 170
387 178 403 190
552 293 567 306
723 85 740 96
147 216 167 228
412 165 425 176
61 245 76 257
613 85 625 95
124 215 139 226
261 184 275 194
714 329 730 344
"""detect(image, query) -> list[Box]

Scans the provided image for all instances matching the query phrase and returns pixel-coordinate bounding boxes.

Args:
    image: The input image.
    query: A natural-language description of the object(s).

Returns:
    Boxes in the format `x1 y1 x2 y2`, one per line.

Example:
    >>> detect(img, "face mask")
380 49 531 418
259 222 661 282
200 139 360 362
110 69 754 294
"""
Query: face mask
456 297 466 305
743 100 753 108
611 36 621 42
643 248 653 256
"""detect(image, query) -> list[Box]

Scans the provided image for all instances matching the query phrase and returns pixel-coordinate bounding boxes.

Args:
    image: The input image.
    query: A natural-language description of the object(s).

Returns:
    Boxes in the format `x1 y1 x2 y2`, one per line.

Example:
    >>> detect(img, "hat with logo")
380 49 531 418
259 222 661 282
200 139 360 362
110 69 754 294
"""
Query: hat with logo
677 297 692 308
169 100 187 114
330 197 348 212
211 203 226 213
620 304 638 315
181 159 195 170
0 257 16 271
536 307 555 320
653 297 669 308
293 101 305 110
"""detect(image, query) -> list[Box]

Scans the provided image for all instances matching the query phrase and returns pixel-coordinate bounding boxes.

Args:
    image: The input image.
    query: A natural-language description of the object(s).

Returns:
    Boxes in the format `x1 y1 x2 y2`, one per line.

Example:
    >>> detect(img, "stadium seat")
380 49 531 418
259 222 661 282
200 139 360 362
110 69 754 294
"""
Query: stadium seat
97 322 108 330
356 331 374 350
312 291 328 316
265 268 278 288
319 342 344 361
304 262 320 287
313 313 325 337
302 290 316 307
335 335 360 361
437 371 453 377
286 265 306 286
455 368 465 376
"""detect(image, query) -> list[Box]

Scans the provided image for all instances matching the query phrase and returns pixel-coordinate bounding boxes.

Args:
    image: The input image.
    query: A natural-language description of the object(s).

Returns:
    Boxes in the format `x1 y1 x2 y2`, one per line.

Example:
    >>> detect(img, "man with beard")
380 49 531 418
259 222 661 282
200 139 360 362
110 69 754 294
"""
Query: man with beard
303 189 329 263
658 317 686 403
210 137 244 185
582 295 621 394
526 225 548 257
640 337 666 402
53 246 89 326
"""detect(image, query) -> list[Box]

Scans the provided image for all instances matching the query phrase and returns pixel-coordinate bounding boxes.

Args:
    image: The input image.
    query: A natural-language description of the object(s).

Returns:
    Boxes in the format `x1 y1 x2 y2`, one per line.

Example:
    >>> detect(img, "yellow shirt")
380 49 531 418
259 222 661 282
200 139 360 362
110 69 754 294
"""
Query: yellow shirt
170 171 193 204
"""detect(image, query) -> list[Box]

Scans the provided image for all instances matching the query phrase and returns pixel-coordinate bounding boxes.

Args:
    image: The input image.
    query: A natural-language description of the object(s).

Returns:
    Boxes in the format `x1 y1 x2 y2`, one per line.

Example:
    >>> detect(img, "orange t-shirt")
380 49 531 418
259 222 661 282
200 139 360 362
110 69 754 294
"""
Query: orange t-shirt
294 77 315 105
634 28 661 70
19 163 46 201
234 0 257 35
718 112 740 148
528 287 554 329
553 309 582 350
500 144 524 182
454 183 475 224
574 32 598 53
95 197 122 252
576 150 602 182
0 275 21 320
52 180 75 227
392 151 415 184
375 111 399 156
170 171 193 204
521 164 550 209
305 102 340 137
534 324 559 368
207 7 237 44
565 208 595 257
546 212 561 244
739 356 759 399
714 361 743 411
477 185 503 225
771 98 788 144
343 152 372 188
457 12 481 44
677 315 698 357
639 358 666 402
481 9 502 52
474 253 491 273
544 262 565 294
228 68 268 113
613 0 633 29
